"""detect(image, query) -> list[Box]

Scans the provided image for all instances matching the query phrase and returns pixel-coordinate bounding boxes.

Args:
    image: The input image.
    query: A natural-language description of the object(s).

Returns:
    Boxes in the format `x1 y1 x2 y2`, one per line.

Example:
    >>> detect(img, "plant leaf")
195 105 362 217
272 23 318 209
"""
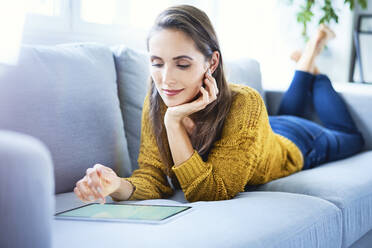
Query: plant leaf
345 0 355 10
357 0 368 9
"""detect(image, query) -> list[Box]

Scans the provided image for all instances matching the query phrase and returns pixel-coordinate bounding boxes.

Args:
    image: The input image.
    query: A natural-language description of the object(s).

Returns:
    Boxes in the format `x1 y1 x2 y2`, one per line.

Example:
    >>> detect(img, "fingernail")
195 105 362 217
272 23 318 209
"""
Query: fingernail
89 195 94 201
97 187 102 193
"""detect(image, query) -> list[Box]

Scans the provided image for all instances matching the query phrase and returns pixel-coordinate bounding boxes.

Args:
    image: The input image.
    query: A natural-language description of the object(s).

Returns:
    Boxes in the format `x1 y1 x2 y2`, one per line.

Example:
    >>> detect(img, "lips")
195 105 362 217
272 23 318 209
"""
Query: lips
163 89 183 94
163 89 184 96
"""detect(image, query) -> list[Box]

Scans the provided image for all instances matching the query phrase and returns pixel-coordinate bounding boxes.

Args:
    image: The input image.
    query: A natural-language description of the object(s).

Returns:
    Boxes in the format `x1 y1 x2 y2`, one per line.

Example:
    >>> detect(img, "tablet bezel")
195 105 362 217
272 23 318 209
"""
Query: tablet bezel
54 203 193 225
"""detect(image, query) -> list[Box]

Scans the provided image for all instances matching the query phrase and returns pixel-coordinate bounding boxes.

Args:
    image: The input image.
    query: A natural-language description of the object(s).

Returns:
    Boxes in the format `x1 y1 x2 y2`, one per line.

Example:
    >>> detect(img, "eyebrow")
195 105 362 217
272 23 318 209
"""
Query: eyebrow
150 55 193 61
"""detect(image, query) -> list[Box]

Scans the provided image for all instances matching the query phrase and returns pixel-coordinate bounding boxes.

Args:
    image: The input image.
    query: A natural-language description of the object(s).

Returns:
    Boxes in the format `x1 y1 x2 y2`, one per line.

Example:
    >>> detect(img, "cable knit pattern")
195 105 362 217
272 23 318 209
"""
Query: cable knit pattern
111 83 304 202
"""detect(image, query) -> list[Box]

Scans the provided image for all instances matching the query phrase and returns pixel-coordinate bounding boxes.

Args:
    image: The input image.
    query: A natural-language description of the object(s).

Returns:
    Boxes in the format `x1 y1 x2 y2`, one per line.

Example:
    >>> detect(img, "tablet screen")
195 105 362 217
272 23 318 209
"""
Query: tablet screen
55 203 191 222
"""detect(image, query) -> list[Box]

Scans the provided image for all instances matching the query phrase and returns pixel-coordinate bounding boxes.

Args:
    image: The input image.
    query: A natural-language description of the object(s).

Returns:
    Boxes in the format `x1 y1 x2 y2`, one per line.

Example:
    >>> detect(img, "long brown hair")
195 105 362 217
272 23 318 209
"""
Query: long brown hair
145 4 237 176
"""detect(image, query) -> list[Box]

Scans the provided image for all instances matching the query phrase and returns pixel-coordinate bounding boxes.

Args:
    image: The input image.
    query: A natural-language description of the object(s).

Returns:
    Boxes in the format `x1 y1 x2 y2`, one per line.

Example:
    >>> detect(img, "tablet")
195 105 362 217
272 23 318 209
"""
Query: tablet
55 203 193 225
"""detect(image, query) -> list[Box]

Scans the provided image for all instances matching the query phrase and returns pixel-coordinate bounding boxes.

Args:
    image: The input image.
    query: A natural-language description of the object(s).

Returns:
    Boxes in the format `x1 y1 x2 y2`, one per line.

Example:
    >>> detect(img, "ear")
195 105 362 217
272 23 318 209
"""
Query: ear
209 51 220 74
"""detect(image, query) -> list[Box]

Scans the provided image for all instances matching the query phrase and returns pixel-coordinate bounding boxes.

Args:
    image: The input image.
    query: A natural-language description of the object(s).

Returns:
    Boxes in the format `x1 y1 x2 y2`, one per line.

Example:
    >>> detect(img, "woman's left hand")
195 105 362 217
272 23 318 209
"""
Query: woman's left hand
164 69 219 125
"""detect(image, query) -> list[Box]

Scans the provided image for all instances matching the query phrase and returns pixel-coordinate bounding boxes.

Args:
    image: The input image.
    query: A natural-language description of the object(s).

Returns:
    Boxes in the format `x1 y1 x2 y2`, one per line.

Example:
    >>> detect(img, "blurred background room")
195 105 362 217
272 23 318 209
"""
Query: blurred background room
2 2 372 248
1 0 372 89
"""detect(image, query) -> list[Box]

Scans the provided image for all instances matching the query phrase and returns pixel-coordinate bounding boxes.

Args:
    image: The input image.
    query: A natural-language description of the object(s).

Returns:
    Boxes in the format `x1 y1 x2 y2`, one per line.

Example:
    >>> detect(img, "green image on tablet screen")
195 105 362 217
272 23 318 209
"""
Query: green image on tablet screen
57 204 190 221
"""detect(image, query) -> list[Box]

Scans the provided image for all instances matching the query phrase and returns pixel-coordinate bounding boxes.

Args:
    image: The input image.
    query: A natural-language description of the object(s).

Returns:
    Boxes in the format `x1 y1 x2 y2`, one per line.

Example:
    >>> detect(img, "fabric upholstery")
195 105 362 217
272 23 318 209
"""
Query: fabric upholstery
54 191 342 248
0 43 131 193
0 130 54 248
254 151 372 248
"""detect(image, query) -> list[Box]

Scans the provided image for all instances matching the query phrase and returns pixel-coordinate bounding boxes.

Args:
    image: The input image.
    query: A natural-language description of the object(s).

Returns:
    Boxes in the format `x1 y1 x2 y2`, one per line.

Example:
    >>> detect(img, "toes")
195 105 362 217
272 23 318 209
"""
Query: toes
319 24 336 39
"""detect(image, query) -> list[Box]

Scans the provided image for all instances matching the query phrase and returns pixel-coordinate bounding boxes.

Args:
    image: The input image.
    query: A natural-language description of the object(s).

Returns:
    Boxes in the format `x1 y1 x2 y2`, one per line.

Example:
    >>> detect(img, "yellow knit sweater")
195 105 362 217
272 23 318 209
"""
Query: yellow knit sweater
111 83 304 203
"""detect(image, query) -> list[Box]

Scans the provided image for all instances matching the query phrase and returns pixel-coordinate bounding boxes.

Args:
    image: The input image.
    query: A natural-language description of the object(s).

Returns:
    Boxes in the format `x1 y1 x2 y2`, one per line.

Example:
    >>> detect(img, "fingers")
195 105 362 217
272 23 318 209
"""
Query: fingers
93 163 105 178
94 164 114 185
86 167 105 200
74 186 87 203
75 178 96 202
205 70 218 96
74 165 108 204
200 86 209 105
202 69 218 105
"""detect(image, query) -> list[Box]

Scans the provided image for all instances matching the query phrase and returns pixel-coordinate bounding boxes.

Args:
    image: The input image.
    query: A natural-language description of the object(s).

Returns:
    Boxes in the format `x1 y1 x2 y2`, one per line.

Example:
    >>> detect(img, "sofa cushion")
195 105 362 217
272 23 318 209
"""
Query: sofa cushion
111 45 150 173
0 130 54 248
224 57 266 104
254 150 372 248
0 43 131 194
54 190 341 248
349 229 372 248
111 45 265 172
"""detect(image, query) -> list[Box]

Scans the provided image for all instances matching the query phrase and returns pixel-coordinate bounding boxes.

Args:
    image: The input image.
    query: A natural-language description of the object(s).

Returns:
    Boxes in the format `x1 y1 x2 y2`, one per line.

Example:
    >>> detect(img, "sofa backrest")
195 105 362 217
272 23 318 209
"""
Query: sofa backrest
0 42 265 193
0 43 132 194
111 45 265 173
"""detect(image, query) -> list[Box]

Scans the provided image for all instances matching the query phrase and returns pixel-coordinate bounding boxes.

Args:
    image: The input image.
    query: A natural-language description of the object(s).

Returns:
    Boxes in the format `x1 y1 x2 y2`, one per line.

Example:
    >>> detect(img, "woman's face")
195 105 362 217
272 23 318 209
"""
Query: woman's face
148 28 213 107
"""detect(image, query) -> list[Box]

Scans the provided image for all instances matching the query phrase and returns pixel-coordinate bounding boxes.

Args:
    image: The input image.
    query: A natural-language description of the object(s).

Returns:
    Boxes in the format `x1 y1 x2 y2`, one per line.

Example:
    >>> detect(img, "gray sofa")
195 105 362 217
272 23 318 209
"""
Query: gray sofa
1 42 371 248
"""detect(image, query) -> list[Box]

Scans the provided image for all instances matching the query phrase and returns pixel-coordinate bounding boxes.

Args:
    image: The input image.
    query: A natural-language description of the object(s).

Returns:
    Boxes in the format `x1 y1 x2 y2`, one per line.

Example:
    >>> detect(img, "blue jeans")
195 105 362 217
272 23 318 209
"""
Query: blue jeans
269 70 365 170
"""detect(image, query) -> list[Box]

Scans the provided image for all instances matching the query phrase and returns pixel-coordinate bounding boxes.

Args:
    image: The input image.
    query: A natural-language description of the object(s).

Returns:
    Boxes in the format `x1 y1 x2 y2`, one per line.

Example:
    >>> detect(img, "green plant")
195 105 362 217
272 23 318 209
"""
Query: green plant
286 0 368 41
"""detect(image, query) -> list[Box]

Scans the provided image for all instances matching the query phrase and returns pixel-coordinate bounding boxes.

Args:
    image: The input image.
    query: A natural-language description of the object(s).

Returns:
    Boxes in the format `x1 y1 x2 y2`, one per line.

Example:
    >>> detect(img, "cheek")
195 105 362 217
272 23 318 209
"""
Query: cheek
185 74 204 100
150 71 162 91
150 70 161 82
188 68 204 87
190 71 204 90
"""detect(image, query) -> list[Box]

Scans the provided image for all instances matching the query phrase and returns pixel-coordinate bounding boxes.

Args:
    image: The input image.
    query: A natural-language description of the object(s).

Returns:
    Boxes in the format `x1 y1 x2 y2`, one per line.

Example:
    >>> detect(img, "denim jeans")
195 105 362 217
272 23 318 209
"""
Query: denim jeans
269 70 365 170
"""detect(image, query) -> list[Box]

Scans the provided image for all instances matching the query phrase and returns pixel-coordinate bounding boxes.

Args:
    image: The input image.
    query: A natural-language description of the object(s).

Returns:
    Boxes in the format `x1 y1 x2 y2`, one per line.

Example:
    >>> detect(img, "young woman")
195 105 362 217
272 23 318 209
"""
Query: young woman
74 5 365 204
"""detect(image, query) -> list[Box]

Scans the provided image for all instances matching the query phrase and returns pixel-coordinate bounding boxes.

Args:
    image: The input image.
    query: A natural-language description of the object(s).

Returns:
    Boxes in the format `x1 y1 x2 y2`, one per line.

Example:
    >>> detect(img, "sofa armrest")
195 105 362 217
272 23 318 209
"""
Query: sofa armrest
264 82 372 151
0 130 55 248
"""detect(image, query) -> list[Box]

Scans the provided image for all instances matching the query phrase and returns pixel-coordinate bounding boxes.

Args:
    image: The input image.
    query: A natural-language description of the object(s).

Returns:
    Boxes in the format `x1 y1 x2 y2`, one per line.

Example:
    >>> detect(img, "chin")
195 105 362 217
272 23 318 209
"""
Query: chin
160 90 198 107
163 99 185 107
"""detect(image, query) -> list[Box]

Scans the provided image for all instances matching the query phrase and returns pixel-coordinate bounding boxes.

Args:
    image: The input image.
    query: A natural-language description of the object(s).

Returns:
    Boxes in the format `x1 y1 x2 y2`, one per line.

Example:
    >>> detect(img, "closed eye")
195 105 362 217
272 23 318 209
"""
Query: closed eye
152 64 190 69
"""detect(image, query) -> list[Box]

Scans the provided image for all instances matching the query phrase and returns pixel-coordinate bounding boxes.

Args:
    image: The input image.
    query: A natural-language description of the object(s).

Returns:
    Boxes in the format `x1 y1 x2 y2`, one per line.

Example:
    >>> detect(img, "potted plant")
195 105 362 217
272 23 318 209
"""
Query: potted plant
285 0 368 41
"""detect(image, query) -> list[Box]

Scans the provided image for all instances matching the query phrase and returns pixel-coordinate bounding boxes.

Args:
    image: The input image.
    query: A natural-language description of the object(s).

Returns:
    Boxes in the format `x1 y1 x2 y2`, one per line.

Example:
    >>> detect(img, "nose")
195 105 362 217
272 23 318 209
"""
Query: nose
162 66 176 86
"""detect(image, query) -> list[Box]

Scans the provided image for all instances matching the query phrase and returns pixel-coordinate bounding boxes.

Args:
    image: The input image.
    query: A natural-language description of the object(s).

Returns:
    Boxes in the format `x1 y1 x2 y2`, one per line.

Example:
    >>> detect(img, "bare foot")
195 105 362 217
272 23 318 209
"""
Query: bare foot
313 23 336 56
290 50 320 74
294 24 335 74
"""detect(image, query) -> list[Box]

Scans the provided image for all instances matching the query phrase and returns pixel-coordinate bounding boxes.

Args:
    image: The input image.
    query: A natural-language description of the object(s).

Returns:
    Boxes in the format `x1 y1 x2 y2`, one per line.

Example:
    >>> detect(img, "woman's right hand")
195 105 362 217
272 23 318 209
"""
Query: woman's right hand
74 164 121 204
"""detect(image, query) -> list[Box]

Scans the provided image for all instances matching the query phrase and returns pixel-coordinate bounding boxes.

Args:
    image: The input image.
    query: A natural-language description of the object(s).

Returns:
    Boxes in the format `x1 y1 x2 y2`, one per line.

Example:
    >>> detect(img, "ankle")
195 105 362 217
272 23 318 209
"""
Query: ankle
295 69 316 77
313 66 320 75
295 54 316 73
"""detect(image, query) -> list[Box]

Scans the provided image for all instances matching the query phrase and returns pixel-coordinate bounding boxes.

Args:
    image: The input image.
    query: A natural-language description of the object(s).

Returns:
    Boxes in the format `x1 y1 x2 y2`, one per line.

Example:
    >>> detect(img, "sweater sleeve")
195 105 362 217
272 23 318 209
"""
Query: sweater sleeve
171 89 267 202
111 94 174 202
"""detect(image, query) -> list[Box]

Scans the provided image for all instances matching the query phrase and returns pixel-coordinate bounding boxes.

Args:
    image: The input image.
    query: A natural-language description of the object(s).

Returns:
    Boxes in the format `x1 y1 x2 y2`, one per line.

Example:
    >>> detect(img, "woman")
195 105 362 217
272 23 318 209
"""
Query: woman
74 5 365 204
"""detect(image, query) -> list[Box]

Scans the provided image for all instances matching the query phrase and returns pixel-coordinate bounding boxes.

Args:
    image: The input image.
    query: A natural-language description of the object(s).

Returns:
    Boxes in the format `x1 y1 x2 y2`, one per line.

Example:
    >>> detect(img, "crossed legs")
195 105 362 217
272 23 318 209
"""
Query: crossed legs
277 24 359 134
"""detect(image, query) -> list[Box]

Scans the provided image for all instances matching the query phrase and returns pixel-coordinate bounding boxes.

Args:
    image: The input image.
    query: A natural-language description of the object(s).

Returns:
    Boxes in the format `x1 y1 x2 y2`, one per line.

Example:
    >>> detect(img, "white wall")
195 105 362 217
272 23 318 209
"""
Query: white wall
20 0 365 88
256 1 355 89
